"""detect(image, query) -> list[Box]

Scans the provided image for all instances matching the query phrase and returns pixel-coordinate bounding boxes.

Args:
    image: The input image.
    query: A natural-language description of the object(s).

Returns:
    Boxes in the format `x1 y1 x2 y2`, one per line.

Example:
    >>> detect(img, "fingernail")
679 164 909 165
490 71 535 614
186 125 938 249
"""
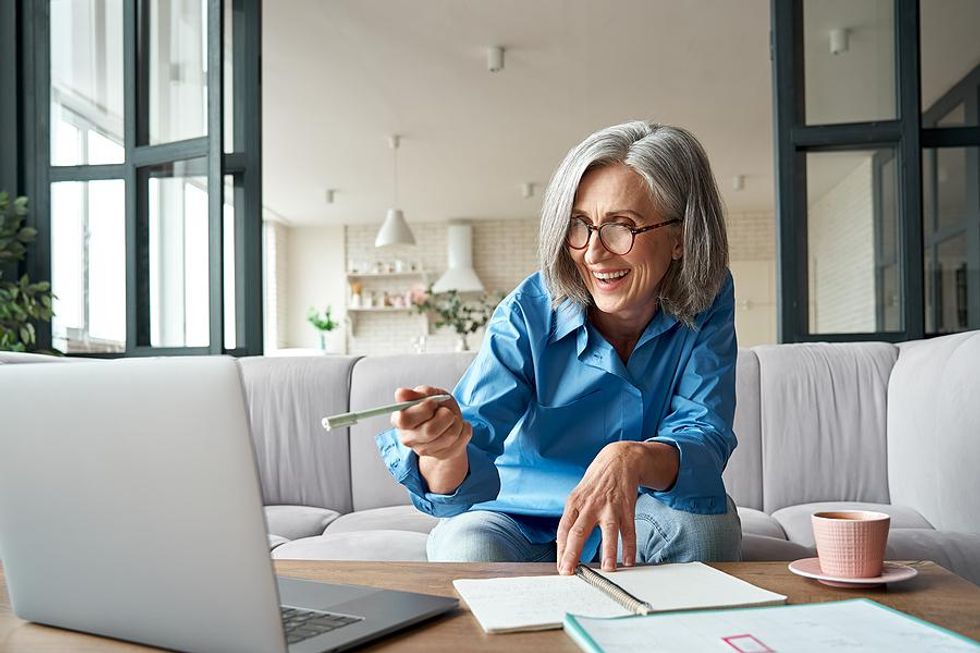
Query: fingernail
625 557 635 567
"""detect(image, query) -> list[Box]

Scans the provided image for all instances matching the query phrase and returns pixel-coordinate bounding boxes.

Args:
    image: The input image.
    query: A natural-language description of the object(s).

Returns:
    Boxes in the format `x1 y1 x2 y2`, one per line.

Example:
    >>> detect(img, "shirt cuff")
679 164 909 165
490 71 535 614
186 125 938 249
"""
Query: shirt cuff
375 427 501 517
640 435 728 515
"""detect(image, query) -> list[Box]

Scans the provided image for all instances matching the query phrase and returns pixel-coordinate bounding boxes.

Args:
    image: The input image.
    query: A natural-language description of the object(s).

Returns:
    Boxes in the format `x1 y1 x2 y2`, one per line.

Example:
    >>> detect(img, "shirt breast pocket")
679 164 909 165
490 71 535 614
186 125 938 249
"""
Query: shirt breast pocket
521 390 610 463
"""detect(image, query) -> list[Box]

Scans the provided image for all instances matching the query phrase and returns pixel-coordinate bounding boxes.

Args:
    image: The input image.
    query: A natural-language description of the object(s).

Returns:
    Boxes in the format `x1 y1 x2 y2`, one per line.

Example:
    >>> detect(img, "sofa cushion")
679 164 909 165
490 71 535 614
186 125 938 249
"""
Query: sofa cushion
740 534 814 562
888 330 980 534
885 529 980 587
323 505 438 535
264 505 341 540
770 502 933 547
755 342 896 513
724 350 763 511
271 530 429 562
348 353 476 511
737 507 786 540
268 534 290 550
239 356 360 513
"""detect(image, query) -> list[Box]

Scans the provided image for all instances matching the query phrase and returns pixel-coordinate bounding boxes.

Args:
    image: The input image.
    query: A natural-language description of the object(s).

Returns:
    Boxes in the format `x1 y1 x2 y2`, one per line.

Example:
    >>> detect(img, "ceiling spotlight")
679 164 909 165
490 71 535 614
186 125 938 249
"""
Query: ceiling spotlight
521 182 534 199
487 46 505 73
829 28 849 55
325 189 335 204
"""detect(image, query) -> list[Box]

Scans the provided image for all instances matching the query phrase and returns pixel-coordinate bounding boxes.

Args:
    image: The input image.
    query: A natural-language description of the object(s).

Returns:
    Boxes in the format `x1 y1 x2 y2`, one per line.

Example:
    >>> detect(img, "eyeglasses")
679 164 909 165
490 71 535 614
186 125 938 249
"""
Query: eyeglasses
566 217 681 255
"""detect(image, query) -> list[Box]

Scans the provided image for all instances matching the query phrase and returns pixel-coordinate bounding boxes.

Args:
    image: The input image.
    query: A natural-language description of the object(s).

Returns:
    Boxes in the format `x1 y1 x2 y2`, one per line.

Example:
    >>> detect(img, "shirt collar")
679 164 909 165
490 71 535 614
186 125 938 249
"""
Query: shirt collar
549 299 587 344
550 298 681 357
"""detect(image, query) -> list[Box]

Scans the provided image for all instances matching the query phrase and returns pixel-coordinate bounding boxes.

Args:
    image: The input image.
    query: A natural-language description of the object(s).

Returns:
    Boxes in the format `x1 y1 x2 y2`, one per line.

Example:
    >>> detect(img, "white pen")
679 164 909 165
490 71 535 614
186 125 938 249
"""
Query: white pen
321 394 454 431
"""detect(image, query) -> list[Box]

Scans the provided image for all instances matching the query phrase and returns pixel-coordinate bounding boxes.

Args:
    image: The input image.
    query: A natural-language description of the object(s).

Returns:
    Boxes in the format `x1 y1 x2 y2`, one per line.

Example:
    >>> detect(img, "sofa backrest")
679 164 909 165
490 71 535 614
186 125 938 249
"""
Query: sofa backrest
348 352 477 511
724 350 763 510
238 355 360 513
887 330 980 534
754 342 896 513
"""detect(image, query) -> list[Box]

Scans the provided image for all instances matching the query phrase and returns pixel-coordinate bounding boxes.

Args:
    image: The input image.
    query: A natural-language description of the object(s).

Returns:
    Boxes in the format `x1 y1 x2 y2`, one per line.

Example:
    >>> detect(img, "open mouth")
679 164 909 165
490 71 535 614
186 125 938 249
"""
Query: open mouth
592 269 630 289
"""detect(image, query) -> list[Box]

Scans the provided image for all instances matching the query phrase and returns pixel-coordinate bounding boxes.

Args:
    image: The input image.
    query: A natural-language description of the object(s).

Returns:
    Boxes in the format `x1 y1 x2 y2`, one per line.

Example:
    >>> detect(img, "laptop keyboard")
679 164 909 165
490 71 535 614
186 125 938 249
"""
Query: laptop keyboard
281 605 363 645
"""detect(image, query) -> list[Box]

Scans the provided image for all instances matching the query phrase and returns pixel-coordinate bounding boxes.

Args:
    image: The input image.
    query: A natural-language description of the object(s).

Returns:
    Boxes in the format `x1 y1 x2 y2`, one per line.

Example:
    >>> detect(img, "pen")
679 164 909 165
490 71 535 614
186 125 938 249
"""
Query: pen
321 394 454 431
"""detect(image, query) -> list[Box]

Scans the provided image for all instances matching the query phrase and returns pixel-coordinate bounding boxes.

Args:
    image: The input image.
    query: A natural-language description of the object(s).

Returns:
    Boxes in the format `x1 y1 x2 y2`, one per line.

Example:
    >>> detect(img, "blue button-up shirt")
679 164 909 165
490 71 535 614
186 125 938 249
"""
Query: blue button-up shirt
376 270 737 561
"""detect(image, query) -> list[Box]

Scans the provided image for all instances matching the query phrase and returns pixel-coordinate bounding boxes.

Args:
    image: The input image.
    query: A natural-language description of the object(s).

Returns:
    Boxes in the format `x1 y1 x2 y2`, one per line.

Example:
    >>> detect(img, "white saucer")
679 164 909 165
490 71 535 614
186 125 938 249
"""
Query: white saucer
788 558 918 588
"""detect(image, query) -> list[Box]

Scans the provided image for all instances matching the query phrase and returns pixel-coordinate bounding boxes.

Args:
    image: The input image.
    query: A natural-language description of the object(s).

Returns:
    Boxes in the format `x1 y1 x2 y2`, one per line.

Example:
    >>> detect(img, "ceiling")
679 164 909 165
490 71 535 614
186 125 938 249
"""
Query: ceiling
261 0 775 226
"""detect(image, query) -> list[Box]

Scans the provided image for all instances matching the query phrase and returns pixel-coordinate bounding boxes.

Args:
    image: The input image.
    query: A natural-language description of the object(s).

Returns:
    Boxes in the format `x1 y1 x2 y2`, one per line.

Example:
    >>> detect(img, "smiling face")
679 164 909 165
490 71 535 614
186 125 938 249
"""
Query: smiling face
568 163 683 330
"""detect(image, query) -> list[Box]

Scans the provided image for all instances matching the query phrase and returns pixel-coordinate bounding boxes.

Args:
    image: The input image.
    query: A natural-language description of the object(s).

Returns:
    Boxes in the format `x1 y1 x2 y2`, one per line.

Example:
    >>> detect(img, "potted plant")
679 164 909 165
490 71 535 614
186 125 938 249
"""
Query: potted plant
0 192 55 352
307 305 339 352
413 287 501 352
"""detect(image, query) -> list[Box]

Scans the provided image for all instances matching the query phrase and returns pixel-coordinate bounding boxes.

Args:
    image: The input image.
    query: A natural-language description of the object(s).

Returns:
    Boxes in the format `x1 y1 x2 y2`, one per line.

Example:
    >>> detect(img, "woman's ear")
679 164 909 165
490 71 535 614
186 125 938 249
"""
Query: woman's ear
671 230 684 260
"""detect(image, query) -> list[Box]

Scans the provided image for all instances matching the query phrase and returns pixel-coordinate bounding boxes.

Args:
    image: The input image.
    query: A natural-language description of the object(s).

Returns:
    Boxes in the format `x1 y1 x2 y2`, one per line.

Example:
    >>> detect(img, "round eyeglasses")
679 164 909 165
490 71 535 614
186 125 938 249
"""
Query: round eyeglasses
566 217 681 255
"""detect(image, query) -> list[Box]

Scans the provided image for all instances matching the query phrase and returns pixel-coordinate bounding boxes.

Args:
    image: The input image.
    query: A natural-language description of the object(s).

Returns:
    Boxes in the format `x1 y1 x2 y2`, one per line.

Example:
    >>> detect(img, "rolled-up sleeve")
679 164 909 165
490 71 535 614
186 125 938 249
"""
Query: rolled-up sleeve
375 294 535 517
642 275 738 514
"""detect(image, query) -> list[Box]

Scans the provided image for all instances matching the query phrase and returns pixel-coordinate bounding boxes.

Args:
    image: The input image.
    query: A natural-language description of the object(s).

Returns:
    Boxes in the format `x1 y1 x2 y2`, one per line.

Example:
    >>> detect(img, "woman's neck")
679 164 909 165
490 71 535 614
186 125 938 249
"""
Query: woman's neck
589 301 659 363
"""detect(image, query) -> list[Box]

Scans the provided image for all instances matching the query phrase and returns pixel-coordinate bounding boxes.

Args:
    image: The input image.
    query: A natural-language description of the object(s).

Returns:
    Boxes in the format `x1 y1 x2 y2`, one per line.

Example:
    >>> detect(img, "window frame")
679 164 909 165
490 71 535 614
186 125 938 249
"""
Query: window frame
14 0 263 357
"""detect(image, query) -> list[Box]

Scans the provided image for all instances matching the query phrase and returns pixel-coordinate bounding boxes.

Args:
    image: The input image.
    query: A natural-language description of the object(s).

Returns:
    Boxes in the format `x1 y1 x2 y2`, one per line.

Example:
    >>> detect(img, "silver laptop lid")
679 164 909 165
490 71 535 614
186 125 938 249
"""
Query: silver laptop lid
0 356 287 653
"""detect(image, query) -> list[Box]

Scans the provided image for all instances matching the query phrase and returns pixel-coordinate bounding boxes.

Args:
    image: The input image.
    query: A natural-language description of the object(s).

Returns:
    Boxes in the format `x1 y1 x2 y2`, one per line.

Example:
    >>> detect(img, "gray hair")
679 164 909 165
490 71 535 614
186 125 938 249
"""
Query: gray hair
539 121 729 326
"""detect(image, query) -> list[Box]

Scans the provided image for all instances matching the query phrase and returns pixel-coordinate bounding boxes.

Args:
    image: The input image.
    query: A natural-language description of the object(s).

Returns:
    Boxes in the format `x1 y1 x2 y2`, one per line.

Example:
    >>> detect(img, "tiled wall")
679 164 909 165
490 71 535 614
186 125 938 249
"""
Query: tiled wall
343 213 776 354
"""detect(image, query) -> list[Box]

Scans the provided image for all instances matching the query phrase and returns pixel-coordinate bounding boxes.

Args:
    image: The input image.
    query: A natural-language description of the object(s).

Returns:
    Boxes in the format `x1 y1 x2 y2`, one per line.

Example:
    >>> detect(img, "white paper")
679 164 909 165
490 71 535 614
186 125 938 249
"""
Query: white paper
453 575 628 633
453 562 786 634
566 599 980 652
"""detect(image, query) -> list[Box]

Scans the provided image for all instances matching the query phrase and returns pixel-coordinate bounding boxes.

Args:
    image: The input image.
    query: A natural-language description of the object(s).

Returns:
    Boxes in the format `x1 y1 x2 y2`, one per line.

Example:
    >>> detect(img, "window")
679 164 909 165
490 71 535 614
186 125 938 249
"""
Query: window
772 0 980 342
21 0 263 356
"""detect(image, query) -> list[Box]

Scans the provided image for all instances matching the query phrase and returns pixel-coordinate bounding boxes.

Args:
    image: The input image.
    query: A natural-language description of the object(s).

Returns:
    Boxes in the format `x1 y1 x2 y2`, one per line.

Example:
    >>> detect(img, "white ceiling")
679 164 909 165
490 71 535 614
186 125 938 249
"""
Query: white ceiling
261 0 775 226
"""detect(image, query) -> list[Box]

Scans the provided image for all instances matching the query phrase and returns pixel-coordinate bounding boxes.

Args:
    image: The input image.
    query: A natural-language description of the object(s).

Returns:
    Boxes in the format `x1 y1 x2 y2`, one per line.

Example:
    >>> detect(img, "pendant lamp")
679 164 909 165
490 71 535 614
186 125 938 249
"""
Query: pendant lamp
375 135 416 247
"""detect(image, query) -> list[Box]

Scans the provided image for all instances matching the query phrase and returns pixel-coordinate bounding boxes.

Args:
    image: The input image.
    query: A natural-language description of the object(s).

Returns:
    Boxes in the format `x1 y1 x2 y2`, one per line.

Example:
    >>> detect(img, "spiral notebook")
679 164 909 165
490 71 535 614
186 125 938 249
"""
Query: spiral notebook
452 562 786 634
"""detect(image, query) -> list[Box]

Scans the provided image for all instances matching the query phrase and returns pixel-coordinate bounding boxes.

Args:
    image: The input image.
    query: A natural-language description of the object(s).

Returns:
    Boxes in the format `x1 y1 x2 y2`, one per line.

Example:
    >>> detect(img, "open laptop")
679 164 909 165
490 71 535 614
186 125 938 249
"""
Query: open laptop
0 356 457 652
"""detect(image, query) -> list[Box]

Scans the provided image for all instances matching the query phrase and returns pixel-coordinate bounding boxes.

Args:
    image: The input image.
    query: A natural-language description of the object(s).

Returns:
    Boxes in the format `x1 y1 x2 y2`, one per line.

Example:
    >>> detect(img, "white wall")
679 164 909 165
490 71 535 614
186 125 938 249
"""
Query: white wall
284 225 347 351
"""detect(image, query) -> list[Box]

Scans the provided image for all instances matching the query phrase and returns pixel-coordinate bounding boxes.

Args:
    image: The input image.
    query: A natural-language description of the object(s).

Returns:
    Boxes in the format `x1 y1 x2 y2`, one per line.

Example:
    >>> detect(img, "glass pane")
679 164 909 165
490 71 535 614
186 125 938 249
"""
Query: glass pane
920 0 980 126
50 180 126 353
145 158 209 347
923 146 979 335
149 0 208 144
50 0 124 165
224 0 234 153
803 0 896 125
806 149 900 334
223 176 236 349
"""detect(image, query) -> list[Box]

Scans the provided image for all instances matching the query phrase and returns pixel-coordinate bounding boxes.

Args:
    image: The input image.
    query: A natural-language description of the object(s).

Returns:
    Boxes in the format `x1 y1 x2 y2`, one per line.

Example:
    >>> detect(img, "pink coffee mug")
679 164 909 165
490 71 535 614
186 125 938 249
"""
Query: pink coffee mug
811 511 890 578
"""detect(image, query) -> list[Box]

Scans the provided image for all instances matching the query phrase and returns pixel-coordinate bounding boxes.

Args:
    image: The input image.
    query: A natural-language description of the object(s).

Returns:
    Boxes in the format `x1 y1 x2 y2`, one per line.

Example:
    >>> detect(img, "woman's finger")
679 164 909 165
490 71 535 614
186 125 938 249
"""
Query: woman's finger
555 504 579 569
599 518 619 572
559 510 596 575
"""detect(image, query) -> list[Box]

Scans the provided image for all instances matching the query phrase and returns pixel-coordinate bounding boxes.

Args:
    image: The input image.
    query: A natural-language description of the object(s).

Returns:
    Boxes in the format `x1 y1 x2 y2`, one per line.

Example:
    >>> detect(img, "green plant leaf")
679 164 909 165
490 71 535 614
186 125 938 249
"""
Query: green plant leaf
17 227 38 242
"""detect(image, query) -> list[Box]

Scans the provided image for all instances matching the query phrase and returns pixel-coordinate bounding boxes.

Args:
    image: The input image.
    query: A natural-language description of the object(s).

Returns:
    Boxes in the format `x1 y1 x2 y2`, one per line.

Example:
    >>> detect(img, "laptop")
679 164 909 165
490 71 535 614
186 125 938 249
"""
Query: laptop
0 356 457 652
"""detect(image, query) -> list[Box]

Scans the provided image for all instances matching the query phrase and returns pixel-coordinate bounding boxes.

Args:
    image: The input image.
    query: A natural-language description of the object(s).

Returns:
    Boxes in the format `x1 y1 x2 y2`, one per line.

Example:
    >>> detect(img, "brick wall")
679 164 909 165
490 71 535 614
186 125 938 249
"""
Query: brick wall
807 157 876 333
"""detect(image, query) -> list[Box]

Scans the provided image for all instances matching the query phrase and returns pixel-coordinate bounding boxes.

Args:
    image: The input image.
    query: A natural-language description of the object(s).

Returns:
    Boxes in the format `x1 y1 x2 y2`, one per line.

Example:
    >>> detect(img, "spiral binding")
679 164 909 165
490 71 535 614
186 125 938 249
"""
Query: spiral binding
575 565 653 615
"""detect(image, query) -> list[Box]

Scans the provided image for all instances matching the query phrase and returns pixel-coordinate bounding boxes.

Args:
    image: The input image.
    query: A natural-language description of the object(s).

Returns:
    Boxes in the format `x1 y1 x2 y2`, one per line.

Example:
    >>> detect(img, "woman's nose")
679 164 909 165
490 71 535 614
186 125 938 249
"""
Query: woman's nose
584 228 609 262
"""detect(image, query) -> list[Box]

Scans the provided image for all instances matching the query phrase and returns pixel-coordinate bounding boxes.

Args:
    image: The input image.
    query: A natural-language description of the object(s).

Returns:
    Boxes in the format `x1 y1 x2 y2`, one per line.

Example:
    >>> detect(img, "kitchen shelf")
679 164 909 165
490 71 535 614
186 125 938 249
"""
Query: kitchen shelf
346 271 428 279
346 307 428 334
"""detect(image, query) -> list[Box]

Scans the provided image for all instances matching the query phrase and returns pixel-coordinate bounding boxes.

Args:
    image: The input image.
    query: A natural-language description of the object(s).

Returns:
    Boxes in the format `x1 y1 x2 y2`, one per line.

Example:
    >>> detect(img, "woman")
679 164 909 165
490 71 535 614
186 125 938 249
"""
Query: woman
375 121 740 574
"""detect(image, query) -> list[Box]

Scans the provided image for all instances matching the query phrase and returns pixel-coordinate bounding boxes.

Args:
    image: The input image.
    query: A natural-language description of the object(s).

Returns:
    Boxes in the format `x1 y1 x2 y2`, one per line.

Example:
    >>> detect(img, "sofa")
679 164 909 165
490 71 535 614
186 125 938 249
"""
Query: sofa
235 330 980 586
3 332 978 585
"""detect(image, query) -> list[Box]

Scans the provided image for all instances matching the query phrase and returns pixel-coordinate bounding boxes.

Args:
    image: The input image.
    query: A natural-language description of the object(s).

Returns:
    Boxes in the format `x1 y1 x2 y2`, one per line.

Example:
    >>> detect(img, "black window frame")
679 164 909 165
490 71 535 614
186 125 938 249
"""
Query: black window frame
771 0 980 343
8 0 263 357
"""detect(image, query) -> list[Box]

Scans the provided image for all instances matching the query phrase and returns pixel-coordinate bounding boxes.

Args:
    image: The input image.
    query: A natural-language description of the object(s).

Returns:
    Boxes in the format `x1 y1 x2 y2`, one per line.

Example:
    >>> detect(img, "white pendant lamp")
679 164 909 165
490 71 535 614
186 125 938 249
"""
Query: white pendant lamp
375 134 416 247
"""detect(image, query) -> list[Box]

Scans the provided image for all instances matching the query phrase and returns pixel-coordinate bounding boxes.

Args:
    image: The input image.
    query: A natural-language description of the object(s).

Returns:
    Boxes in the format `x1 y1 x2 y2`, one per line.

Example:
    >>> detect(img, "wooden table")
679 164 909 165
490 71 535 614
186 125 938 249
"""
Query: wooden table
1 560 978 651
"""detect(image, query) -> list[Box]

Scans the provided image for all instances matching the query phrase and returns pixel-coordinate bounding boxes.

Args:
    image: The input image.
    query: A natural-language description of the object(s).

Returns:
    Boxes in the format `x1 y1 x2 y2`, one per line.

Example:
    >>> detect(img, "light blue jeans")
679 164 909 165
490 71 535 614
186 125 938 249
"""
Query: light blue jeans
426 494 742 563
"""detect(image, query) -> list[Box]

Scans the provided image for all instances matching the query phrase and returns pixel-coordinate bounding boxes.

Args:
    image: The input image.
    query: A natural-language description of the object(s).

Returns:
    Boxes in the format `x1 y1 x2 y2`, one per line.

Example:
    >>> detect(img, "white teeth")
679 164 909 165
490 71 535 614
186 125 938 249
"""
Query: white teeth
593 270 628 280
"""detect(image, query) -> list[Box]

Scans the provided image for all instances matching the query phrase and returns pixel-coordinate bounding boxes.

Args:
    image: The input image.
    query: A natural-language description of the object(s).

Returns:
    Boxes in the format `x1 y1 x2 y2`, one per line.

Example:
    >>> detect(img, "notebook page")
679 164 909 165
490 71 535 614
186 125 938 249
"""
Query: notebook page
453 574 630 633
597 562 786 611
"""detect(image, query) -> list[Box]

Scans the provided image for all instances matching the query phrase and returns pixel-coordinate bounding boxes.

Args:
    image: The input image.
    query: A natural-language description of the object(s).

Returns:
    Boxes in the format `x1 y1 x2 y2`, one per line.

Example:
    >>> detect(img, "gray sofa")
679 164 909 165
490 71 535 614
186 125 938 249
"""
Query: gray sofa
3 332 978 585
236 331 980 586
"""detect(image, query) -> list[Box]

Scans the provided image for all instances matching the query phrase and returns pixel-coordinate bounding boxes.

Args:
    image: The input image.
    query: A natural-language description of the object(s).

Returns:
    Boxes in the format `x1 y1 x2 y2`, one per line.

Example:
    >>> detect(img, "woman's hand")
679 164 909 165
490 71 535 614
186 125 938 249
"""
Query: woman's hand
556 441 644 575
390 386 472 494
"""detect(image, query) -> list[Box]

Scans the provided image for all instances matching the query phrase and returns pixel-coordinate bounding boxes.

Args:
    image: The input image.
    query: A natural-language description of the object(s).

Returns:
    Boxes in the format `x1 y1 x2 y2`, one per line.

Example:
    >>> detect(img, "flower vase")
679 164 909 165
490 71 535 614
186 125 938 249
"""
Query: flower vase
318 331 328 352
455 334 469 352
